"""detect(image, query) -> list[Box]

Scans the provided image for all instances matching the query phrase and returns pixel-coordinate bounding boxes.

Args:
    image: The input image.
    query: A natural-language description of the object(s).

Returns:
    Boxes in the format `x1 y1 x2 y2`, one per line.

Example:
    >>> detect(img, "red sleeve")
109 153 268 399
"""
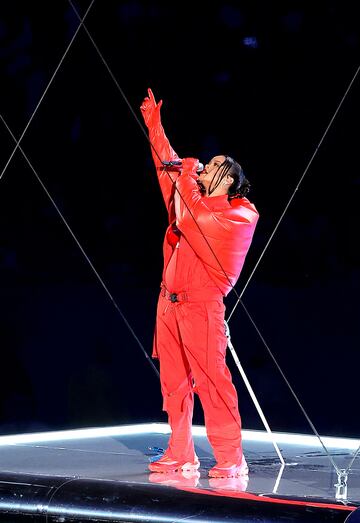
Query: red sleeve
175 174 259 294
147 121 181 224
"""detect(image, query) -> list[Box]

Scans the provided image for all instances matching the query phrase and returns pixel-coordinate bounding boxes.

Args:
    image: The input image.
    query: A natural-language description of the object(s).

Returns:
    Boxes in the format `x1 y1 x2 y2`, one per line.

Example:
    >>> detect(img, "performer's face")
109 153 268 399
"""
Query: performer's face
198 155 227 190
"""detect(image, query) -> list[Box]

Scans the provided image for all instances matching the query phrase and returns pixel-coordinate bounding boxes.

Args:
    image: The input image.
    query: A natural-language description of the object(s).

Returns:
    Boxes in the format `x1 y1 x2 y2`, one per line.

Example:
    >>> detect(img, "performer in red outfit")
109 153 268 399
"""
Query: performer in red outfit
140 89 259 478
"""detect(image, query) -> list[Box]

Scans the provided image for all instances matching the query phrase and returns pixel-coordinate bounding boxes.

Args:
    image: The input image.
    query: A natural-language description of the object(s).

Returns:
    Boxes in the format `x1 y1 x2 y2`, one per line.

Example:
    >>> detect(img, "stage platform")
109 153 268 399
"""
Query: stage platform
0 423 359 522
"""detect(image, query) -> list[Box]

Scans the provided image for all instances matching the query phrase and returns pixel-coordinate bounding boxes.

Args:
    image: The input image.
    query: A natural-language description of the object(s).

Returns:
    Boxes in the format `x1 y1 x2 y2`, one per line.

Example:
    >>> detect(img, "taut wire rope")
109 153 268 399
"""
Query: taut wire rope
0 0 96 183
66 0 248 298
66 1 360 474
67 0 287 465
0 114 159 378
227 63 360 322
225 64 360 473
68 0 358 472
1 1 355 473
344 444 360 476
0 1 159 377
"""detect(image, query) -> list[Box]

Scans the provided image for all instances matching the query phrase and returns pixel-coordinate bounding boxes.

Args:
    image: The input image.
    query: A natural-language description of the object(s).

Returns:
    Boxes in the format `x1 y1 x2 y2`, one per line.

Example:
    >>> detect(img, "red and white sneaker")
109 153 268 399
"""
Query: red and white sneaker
208 457 249 478
149 454 200 473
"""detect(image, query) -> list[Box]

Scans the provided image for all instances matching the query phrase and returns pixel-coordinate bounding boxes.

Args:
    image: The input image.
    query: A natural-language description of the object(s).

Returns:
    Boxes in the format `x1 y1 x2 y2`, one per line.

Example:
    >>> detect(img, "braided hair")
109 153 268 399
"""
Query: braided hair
208 155 251 200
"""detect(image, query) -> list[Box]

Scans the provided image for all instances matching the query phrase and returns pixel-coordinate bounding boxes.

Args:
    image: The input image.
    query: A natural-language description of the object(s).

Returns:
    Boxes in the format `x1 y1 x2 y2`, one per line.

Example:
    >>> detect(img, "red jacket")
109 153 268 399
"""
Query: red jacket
148 121 259 297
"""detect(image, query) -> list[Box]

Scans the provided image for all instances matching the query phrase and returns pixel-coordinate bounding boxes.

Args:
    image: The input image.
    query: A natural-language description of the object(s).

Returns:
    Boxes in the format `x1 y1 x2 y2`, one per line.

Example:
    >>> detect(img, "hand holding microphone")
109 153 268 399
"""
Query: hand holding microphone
162 159 204 174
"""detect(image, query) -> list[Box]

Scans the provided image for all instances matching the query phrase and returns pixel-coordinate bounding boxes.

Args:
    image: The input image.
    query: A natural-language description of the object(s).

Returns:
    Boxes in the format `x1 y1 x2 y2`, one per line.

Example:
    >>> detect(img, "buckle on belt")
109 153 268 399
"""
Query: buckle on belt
169 293 178 303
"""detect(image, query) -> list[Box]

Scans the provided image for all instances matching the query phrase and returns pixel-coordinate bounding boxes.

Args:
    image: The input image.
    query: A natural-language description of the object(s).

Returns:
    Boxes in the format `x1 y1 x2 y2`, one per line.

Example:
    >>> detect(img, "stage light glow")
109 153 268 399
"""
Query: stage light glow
243 36 258 48
0 423 358 451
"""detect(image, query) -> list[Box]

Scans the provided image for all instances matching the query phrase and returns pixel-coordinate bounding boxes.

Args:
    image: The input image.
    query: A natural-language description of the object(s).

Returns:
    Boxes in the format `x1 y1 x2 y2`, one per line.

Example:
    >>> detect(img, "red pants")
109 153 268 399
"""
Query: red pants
154 293 243 465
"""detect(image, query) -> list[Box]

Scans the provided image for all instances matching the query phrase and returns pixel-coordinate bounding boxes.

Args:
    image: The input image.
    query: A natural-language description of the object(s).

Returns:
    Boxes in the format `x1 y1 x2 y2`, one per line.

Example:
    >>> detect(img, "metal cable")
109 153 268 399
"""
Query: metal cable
67 0 239 299
0 1 159 378
226 65 360 474
238 300 340 473
66 0 354 471
0 113 159 378
225 321 285 466
227 64 360 323
0 0 352 472
66 2 286 462
0 0 96 183
344 443 360 476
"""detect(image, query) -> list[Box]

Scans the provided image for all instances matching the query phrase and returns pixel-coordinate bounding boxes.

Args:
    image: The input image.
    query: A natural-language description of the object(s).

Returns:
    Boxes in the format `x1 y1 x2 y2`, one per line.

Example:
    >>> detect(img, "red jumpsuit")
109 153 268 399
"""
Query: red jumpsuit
148 116 259 466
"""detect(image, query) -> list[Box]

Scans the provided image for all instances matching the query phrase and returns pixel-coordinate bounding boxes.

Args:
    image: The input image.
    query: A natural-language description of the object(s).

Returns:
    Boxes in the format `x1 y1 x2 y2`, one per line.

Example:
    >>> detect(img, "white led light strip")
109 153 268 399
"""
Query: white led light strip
0 423 358 450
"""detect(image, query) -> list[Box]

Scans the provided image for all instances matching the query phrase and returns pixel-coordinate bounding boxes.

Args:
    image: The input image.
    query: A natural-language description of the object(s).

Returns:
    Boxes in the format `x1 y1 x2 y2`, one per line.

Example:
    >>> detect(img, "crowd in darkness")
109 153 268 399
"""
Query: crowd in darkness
0 1 359 437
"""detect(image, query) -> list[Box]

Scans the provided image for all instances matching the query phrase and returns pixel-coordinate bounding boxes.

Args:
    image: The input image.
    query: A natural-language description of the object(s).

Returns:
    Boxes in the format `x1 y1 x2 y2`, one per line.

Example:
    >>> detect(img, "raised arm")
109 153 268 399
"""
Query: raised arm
140 88 180 221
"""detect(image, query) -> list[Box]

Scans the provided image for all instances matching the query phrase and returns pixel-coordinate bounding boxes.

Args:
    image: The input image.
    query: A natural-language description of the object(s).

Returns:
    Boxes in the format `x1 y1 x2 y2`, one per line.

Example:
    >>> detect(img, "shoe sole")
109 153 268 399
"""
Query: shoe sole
149 461 200 474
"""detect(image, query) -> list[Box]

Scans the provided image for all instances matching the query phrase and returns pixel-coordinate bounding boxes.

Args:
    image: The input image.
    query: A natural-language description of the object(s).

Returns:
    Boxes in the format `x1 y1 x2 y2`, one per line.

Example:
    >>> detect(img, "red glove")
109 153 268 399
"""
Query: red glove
139 88 179 223
140 88 163 128
181 158 200 176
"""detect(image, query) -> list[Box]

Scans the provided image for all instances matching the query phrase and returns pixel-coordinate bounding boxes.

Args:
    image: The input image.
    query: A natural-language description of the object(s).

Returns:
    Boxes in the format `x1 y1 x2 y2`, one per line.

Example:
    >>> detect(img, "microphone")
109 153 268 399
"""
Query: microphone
162 160 204 174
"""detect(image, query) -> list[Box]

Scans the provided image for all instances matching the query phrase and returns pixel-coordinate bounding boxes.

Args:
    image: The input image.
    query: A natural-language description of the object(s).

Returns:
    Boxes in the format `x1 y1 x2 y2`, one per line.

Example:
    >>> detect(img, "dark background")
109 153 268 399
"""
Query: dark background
0 1 359 438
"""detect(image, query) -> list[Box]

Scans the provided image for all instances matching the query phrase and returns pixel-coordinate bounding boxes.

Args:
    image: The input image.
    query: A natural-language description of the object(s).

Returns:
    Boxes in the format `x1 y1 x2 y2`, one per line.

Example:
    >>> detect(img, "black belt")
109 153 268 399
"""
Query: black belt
160 285 222 303
160 288 188 303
